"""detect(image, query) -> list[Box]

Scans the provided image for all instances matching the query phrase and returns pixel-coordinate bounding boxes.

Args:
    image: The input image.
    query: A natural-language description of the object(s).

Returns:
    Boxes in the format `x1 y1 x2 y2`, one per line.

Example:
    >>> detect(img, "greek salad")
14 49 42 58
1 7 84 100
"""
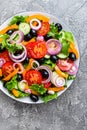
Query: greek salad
0 13 79 103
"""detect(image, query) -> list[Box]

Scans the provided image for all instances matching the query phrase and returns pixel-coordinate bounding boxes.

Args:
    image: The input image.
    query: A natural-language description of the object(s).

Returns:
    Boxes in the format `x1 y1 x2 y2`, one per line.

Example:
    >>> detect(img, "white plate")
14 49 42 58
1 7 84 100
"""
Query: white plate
0 12 80 104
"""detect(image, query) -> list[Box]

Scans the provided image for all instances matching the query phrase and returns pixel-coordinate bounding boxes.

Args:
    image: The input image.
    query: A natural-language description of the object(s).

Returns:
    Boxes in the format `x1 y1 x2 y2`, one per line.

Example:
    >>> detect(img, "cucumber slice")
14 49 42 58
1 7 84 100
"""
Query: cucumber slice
19 22 30 35
57 53 68 59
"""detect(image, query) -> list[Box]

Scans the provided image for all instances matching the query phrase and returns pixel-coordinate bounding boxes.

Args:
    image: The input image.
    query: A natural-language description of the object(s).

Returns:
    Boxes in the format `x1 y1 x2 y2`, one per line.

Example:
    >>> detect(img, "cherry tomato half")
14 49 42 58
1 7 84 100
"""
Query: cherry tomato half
0 51 12 62
2 61 14 76
57 59 73 71
26 41 47 59
37 22 50 36
24 70 42 85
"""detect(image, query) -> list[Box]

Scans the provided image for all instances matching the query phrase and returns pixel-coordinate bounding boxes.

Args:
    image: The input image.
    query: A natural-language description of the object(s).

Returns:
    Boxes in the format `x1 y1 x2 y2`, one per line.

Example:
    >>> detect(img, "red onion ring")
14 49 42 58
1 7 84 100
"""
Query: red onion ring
46 39 62 55
31 60 40 69
10 30 24 44
13 63 24 74
55 76 65 87
0 58 6 67
67 64 78 75
10 44 26 59
30 18 41 30
37 65 52 84
9 51 27 63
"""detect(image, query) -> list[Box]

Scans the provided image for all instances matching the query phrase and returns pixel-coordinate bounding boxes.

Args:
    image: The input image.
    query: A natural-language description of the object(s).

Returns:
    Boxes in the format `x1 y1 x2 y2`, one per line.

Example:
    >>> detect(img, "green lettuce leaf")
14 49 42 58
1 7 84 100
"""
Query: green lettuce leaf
61 40 70 55
5 75 18 91
48 23 59 39
30 84 47 95
41 93 58 103
0 34 23 53
9 15 28 25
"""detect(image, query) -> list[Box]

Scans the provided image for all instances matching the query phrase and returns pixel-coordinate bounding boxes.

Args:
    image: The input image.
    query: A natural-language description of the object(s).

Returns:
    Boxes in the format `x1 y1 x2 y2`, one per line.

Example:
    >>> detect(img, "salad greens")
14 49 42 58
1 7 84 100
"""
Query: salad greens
9 15 28 25
61 40 70 56
0 34 23 53
0 13 79 103
5 75 18 91
30 84 47 95
48 23 59 39
41 93 58 103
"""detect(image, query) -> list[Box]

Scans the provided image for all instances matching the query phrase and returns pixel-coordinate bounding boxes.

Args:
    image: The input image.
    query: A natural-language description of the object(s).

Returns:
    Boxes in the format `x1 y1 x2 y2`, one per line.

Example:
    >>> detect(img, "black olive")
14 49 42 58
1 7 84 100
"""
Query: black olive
0 44 6 52
24 33 32 41
69 52 76 61
30 29 37 37
36 58 45 65
23 57 30 64
50 55 58 63
44 34 52 41
6 29 15 35
39 69 49 78
55 23 62 32
30 94 39 102
17 74 23 81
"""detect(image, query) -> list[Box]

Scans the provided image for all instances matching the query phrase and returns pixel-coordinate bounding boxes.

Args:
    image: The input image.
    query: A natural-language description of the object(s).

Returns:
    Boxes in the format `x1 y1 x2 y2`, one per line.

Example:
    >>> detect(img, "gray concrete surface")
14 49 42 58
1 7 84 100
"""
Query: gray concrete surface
0 0 87 130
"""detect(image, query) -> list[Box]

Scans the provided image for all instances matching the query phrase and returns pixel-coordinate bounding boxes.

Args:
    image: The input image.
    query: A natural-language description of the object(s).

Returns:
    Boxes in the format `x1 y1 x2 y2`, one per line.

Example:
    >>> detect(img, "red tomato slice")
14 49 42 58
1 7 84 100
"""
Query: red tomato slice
0 51 12 62
24 70 42 85
37 22 50 36
26 41 47 59
2 61 14 76
57 59 73 71
44 82 51 88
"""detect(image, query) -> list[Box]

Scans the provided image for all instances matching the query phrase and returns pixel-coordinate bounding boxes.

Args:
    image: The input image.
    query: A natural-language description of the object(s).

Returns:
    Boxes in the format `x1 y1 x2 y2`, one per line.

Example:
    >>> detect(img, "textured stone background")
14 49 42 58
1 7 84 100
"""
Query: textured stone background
0 0 87 130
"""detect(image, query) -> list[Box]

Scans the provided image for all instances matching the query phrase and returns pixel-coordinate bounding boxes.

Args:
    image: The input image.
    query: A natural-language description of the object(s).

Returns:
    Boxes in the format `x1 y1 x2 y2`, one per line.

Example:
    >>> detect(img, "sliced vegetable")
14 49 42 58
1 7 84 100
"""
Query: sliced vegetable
18 81 29 91
51 71 65 87
13 63 24 74
3 68 19 81
46 39 62 55
47 86 65 92
0 58 6 68
30 18 41 30
26 14 49 23
2 61 14 76
12 89 29 98
69 42 79 58
26 41 47 59
10 30 24 44
22 37 36 46
37 65 52 84
37 22 50 36
24 70 42 85
55 76 65 87
57 59 73 71
67 64 78 75
19 22 30 35
12 89 19 97
0 69 2 77
55 65 68 78
57 53 68 59
0 24 18 35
